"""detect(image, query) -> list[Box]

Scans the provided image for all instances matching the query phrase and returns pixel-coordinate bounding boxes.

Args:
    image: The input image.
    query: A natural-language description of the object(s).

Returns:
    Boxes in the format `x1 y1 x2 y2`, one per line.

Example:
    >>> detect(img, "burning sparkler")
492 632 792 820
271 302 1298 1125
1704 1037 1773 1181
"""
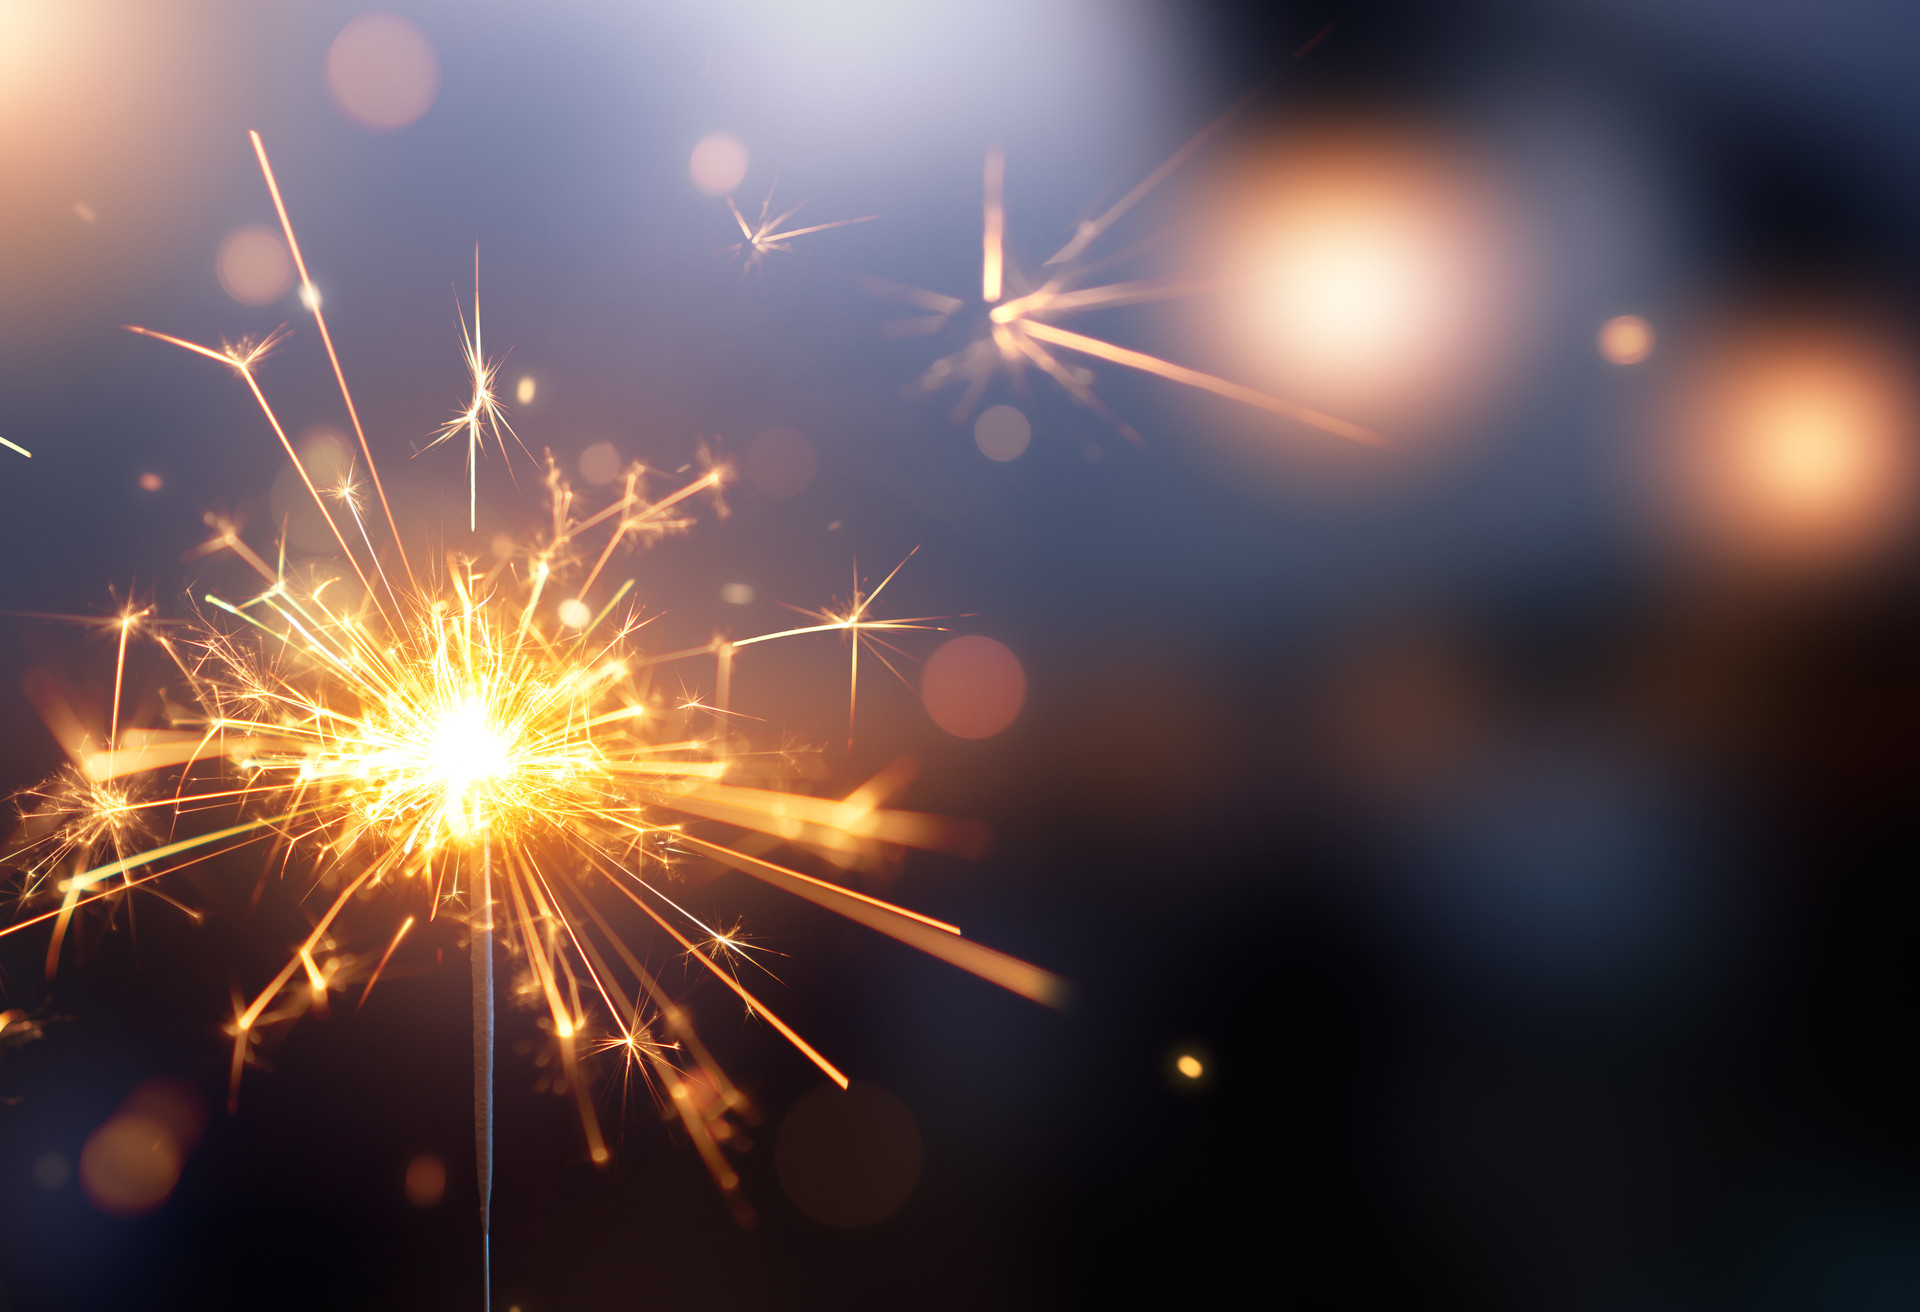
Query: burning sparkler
2 133 1063 1304
866 109 1385 449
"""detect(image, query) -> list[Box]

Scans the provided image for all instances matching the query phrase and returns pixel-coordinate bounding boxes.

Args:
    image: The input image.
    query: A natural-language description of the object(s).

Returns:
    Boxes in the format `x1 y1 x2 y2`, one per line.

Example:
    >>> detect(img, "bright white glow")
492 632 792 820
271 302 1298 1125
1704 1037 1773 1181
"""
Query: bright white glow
1200 128 1533 429
427 698 511 838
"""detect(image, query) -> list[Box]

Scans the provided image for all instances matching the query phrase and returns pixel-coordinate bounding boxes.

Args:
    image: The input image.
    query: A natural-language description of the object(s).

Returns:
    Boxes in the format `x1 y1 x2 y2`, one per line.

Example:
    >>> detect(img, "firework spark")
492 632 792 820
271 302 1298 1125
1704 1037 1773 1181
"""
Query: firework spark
1 435 31 458
866 110 1385 449
420 248 524 531
2 134 1064 1286
723 179 879 272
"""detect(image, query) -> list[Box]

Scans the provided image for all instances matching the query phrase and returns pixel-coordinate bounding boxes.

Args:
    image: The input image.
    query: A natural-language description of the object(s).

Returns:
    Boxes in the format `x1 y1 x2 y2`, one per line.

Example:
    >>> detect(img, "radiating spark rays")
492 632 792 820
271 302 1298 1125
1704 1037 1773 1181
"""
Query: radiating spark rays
421 248 525 530
6 131 1062 1246
729 547 952 751
873 112 1385 448
723 181 877 271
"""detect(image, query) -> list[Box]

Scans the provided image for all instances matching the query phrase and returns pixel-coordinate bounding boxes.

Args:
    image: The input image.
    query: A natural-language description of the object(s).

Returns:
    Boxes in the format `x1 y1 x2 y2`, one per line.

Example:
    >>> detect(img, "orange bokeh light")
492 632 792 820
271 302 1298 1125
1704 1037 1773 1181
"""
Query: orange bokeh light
1661 322 1916 570
921 636 1026 739
404 1152 447 1207
1195 125 1535 431
1599 314 1655 365
78 1078 205 1218
216 224 292 306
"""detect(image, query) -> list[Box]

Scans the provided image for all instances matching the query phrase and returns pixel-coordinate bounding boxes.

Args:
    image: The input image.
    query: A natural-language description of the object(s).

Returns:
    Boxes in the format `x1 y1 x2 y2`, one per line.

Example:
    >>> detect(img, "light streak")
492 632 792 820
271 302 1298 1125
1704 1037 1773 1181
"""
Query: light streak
868 109 1385 449
3 136 1065 1257
1 436 30 458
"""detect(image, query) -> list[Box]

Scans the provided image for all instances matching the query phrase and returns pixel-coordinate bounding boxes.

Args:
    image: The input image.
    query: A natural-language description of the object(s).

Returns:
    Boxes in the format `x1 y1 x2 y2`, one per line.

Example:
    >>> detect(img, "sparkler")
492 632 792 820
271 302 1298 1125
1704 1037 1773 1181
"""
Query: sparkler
866 110 1386 449
2 133 1063 1303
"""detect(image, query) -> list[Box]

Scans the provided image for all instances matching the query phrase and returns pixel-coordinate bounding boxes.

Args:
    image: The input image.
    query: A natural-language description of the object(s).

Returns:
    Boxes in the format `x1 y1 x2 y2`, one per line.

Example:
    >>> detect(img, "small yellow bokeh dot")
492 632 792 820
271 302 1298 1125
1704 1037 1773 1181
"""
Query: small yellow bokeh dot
1176 1054 1204 1080
516 375 536 405
557 598 591 629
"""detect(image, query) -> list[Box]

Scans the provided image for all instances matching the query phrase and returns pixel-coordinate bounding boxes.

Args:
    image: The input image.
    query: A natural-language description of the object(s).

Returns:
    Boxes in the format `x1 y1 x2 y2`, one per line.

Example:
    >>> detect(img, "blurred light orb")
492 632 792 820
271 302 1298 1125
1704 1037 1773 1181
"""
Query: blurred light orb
1201 127 1532 427
138 471 163 491
515 375 536 405
557 598 592 629
745 427 817 497
404 1152 446 1208
1166 1041 1215 1091
1599 314 1655 365
921 635 1025 739
720 582 756 606
973 404 1031 461
80 1114 182 1217
578 440 622 486
776 1082 923 1228
216 224 292 306
689 131 749 197
326 12 439 132
299 284 323 311
1665 324 1916 568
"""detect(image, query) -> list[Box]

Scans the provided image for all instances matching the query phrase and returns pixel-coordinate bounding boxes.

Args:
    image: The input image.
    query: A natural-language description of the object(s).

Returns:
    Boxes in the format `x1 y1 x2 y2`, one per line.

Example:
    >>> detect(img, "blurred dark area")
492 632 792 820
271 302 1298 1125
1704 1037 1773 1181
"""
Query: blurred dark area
5 2 1920 1308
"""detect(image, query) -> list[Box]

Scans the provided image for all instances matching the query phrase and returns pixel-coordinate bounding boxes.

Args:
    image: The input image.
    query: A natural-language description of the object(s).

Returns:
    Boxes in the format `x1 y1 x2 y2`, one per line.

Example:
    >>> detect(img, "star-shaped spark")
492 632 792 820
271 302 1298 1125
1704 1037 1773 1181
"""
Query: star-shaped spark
422 249 526 530
866 110 1385 450
724 179 878 272
728 548 952 751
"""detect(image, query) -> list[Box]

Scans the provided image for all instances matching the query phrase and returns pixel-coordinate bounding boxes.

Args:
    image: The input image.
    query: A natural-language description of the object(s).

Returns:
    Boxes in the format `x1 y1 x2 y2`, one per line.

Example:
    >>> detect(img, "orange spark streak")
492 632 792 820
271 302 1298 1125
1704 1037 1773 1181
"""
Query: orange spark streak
982 147 1005 304
1020 319 1388 447
250 130 418 592
357 914 415 1012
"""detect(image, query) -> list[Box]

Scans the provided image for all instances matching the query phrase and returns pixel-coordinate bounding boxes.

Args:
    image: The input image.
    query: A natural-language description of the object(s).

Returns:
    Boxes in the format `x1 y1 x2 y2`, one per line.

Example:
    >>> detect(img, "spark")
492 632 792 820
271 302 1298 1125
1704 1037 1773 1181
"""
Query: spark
4 136 1063 1273
2 436 31 458
723 178 878 272
421 248 525 531
868 109 1385 449
729 547 952 751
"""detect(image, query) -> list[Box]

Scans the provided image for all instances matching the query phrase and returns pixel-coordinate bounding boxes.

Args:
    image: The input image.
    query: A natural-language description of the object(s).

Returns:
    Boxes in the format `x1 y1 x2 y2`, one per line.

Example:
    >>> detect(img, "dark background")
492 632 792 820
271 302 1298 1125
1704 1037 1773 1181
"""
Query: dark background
4 2 1920 1307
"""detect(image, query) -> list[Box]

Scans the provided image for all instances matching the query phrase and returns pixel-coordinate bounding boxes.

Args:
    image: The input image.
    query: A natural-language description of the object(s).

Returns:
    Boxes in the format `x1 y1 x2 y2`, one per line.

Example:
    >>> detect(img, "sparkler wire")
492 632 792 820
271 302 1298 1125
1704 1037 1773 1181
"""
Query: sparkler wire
473 834 494 1312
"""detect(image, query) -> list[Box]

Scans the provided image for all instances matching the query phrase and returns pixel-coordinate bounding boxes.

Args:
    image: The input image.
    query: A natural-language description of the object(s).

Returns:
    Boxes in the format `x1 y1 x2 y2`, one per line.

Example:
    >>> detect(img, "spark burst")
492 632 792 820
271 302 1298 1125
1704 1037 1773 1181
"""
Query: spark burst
866 109 1385 449
723 178 878 272
2 134 1063 1291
